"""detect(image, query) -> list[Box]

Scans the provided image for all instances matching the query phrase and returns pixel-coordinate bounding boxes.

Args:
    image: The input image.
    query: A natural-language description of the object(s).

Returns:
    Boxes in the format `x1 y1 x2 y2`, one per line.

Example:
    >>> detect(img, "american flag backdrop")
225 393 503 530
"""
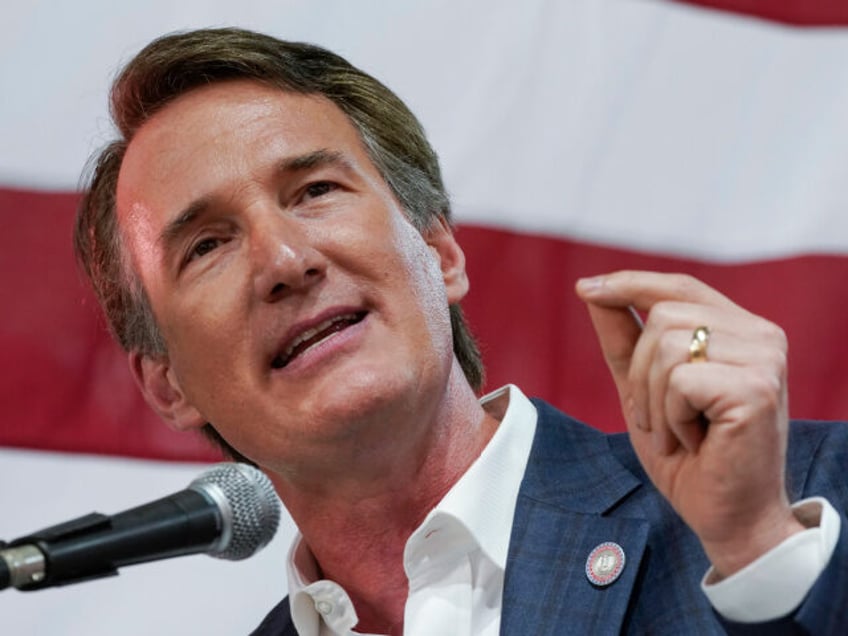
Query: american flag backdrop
2 1 848 633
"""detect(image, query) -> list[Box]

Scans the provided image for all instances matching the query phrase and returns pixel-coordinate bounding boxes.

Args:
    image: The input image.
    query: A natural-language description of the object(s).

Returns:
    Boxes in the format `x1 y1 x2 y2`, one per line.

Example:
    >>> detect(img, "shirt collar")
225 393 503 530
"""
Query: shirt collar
424 384 537 570
285 384 538 635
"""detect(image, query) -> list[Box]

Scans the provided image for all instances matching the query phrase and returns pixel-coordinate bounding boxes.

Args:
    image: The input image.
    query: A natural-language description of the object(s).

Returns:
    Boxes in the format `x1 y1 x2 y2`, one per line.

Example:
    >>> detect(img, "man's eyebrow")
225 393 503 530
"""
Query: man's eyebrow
157 149 353 253
158 198 211 254
276 148 351 174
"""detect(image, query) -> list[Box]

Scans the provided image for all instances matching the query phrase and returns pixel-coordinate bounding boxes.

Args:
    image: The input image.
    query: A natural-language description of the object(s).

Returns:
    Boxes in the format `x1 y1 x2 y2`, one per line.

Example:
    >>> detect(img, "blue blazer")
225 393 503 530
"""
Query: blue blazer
252 400 848 635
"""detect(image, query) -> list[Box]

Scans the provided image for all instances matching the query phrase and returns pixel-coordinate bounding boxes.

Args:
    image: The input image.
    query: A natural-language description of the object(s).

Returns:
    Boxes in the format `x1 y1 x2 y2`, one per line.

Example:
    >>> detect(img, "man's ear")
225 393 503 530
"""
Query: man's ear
425 216 469 304
128 351 205 432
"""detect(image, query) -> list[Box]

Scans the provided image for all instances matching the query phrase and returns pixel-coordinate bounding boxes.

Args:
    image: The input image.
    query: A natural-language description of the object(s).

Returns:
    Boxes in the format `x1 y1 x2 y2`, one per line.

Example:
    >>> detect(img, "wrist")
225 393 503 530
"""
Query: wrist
703 508 807 579
701 498 838 623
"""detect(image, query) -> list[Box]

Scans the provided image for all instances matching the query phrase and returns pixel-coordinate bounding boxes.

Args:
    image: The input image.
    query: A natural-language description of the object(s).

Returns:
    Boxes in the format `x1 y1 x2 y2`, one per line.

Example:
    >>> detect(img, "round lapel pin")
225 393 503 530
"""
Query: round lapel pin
585 541 626 587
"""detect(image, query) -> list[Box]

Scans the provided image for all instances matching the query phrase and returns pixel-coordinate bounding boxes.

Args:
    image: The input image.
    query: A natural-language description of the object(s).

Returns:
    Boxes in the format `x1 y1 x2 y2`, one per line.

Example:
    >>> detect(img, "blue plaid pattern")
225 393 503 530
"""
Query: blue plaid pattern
252 400 848 635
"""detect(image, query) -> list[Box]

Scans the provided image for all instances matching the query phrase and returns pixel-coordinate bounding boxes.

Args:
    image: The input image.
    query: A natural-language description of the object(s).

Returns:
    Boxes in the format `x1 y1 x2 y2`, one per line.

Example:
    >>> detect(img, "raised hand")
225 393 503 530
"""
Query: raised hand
576 271 805 577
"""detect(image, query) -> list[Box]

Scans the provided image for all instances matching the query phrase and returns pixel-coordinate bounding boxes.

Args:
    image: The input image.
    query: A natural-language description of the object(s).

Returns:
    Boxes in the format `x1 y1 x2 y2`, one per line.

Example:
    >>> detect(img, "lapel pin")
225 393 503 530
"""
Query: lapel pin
585 541 626 587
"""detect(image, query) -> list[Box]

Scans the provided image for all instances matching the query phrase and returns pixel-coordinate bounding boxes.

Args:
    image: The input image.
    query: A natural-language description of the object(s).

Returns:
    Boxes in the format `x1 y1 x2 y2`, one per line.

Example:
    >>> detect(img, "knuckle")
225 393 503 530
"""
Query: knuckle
770 324 788 352
645 301 676 330
753 316 788 350
670 273 699 298
766 347 788 378
656 329 682 365
746 371 784 408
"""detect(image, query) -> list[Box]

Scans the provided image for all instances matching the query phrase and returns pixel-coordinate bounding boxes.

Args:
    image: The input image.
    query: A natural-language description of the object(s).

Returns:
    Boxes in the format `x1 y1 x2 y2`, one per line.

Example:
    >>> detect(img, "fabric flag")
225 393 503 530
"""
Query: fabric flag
2 1 847 633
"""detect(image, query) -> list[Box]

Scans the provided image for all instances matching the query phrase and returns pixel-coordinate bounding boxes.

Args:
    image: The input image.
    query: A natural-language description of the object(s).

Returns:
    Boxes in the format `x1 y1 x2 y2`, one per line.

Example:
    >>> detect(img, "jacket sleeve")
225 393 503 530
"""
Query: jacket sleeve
719 420 848 635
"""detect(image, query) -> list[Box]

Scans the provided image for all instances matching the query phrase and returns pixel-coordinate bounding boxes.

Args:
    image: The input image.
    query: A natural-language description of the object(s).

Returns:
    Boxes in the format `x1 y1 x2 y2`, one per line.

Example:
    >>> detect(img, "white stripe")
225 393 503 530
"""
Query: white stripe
2 1 848 259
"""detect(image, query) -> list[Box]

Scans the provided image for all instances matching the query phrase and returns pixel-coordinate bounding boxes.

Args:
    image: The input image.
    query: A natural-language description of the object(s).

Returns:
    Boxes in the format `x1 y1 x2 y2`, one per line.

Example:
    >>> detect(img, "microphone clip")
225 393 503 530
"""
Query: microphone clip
3 513 117 591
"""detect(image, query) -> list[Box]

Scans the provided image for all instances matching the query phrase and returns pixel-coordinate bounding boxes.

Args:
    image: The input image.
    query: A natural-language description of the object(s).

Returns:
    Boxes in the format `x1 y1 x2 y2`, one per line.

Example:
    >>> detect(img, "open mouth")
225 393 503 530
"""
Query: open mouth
271 311 367 369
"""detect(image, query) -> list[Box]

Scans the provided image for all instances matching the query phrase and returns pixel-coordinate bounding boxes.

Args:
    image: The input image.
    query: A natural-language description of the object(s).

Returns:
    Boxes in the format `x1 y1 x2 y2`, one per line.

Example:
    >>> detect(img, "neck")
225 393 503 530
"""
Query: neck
268 364 499 633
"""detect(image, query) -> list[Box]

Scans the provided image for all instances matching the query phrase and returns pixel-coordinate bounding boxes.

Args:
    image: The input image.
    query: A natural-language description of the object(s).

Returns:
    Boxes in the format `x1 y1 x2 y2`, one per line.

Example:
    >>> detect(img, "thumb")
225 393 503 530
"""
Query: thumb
582 301 642 396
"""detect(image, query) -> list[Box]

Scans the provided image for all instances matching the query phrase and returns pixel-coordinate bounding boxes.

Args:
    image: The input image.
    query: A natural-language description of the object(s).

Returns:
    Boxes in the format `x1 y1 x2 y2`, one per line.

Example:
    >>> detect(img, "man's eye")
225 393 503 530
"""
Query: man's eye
189 237 221 260
304 181 336 199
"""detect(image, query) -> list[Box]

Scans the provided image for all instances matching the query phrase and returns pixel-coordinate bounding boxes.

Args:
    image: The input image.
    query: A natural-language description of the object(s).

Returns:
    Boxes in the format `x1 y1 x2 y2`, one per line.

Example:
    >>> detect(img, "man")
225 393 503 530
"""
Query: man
75 28 847 634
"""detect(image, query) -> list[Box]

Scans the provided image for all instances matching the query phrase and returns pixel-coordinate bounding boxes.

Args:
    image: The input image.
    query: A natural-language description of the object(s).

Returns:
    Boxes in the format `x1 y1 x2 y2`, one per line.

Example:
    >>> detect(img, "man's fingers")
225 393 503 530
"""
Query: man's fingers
576 270 784 445
576 271 736 314
582 301 642 393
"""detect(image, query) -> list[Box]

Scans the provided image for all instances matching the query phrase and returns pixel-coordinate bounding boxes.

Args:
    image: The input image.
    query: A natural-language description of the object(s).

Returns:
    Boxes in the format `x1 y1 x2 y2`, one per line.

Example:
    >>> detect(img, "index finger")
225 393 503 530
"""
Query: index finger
575 270 737 314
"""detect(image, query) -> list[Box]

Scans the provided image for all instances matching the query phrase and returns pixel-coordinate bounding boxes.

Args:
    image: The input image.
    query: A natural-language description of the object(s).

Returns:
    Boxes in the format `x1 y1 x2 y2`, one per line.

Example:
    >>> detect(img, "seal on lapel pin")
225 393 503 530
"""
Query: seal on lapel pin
585 541 626 587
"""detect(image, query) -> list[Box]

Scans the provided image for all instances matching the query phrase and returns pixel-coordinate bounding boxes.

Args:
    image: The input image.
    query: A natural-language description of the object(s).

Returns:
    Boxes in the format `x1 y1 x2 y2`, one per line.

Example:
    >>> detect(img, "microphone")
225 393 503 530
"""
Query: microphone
0 462 281 591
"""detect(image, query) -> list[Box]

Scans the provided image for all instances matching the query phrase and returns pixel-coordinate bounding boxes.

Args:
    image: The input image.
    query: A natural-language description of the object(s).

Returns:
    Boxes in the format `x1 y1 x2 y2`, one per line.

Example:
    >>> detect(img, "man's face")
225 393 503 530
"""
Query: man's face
116 81 468 472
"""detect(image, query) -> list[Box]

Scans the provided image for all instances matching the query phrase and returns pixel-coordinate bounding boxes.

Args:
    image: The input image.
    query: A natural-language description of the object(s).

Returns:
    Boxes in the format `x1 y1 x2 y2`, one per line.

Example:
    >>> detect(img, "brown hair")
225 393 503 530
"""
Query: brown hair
75 28 484 461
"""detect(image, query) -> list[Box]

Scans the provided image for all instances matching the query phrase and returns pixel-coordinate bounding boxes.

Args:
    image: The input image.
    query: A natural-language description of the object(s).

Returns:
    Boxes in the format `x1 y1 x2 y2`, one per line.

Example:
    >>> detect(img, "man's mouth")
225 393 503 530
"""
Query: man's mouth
271 311 367 369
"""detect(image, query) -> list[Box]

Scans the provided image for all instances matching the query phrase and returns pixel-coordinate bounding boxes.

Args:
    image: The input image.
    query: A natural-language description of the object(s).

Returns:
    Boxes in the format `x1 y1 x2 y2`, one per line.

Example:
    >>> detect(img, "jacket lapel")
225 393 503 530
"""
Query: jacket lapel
501 400 649 636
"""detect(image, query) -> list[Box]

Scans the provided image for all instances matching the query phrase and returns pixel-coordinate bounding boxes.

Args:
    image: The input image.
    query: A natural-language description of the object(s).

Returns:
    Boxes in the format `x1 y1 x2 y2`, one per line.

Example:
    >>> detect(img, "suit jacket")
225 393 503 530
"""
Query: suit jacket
251 399 848 635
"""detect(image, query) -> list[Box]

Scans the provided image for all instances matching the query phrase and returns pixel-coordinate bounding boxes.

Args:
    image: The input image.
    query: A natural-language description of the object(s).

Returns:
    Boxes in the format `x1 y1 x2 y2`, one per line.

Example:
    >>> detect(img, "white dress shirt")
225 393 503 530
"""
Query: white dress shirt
286 385 839 634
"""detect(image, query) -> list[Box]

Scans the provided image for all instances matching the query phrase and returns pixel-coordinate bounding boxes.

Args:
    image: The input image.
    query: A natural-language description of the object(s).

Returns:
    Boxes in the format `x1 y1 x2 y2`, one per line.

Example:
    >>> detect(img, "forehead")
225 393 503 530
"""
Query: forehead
114 80 382 260
117 80 370 200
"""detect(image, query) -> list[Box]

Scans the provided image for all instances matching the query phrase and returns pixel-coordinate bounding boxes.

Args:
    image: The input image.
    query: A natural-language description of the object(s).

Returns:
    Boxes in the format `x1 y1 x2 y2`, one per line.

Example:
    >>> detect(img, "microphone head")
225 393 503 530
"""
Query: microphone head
189 463 281 561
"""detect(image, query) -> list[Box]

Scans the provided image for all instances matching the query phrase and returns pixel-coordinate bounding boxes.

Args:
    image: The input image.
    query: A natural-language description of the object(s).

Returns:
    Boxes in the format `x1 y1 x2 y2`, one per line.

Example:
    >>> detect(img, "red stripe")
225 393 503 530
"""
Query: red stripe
672 0 848 26
461 224 848 431
2 188 847 461
0 188 215 461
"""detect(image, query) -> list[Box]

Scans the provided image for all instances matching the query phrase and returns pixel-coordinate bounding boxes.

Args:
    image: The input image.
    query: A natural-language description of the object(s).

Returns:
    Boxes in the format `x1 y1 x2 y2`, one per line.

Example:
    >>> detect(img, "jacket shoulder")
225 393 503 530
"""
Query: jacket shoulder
249 597 295 636
786 419 848 503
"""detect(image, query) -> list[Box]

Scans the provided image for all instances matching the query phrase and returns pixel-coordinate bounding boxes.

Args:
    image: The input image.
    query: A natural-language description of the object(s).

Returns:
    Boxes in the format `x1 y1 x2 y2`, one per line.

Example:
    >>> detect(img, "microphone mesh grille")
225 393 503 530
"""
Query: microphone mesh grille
190 463 281 561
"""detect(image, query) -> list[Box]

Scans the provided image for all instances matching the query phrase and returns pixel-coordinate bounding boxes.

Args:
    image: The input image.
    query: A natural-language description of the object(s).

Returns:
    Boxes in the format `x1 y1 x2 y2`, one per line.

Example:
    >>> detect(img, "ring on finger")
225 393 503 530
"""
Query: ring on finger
688 326 710 363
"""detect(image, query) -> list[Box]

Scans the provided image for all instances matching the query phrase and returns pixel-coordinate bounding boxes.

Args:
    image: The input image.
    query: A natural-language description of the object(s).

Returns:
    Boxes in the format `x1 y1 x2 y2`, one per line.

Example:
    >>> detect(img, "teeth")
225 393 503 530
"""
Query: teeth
283 313 359 359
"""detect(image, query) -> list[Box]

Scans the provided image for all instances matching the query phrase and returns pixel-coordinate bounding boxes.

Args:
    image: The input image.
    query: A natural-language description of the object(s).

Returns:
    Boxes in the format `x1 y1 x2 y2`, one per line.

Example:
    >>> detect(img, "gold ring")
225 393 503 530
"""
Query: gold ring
689 326 710 363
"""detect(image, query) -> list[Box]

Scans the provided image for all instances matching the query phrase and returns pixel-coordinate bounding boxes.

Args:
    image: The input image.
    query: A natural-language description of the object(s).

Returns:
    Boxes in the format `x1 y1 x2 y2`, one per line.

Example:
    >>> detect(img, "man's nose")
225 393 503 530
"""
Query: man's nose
250 213 325 302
